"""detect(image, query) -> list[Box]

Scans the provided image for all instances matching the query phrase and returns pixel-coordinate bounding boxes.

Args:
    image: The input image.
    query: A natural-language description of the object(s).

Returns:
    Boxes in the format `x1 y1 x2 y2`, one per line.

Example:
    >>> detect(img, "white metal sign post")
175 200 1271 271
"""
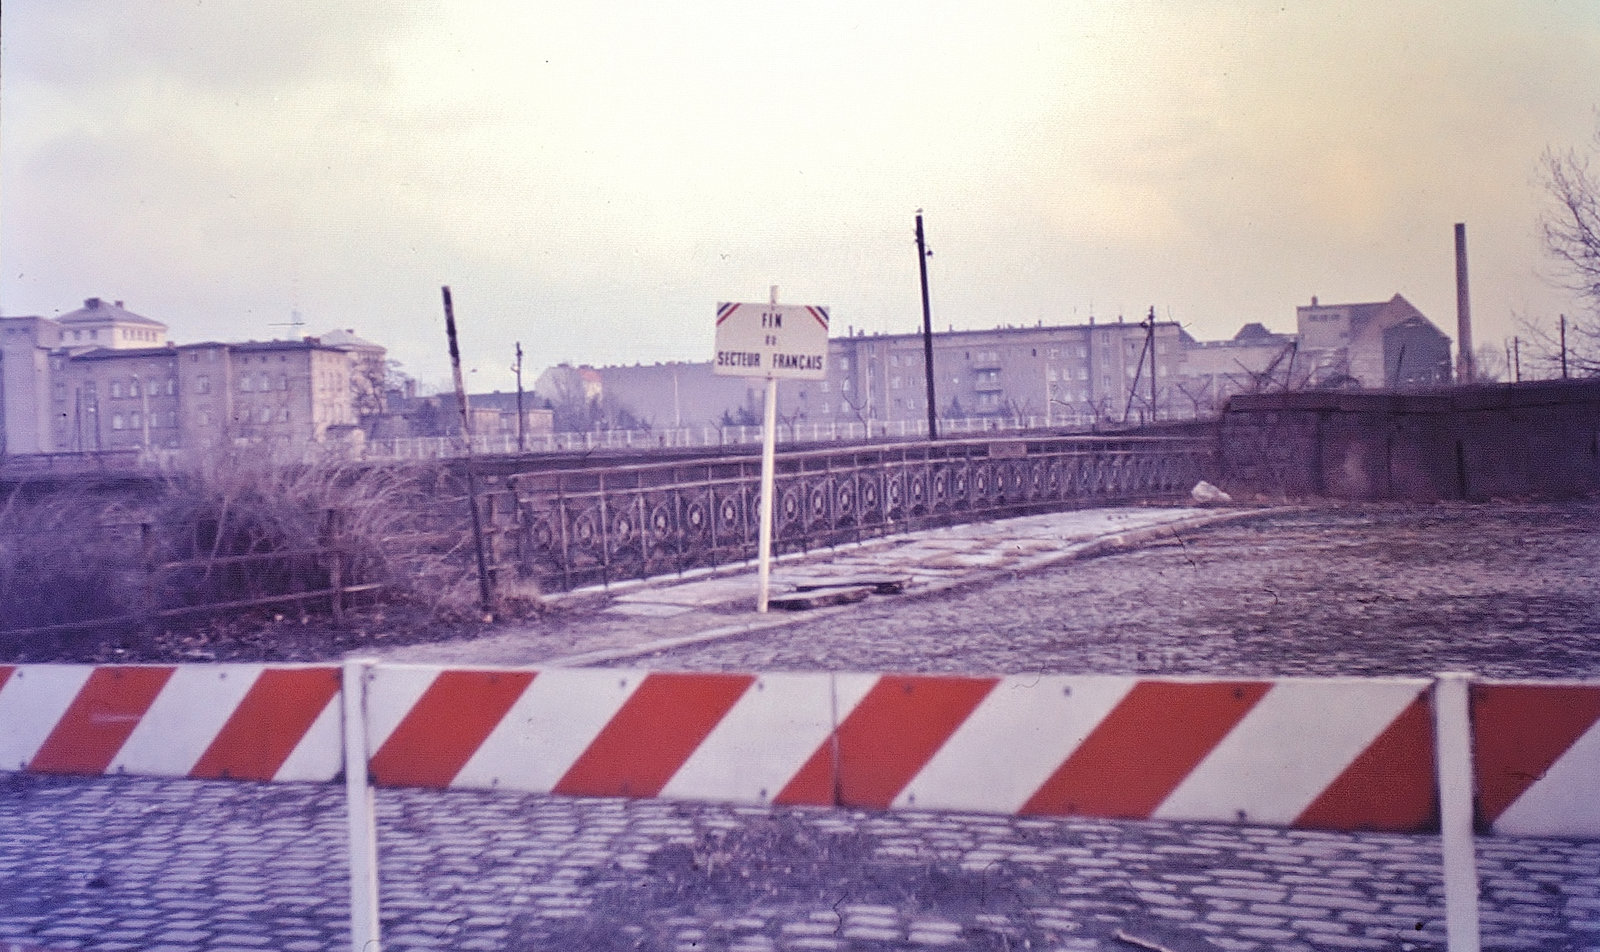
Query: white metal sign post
713 289 829 611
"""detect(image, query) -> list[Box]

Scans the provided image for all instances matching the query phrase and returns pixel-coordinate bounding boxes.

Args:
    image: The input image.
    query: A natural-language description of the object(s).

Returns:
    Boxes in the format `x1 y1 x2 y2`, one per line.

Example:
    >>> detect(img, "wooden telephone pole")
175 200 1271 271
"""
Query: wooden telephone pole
916 211 939 440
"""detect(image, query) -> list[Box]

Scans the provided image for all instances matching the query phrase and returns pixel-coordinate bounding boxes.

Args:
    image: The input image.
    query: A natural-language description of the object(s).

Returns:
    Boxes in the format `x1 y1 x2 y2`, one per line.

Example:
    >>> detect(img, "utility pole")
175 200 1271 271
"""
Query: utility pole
1560 314 1569 379
1513 337 1522 382
513 341 526 454
442 286 494 618
915 211 939 440
1147 307 1158 423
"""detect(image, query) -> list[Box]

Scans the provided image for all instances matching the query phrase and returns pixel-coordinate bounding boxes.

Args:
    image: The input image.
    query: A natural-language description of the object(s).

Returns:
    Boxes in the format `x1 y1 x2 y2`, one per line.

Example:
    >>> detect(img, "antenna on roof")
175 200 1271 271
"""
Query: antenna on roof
270 308 307 338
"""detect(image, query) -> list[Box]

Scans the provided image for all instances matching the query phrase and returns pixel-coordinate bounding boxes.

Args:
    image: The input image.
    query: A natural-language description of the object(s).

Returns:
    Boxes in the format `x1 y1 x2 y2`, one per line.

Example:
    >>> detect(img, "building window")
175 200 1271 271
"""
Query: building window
278 374 288 391
130 411 141 428
259 407 273 424
195 375 210 394
166 378 177 395
110 381 123 398
198 409 212 426
129 378 141 397
278 408 290 422
240 375 253 392
111 413 124 430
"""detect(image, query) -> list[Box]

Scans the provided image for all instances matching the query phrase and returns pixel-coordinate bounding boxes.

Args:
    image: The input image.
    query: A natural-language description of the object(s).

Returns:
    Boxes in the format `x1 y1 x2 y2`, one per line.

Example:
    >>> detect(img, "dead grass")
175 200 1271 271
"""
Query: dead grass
0 452 537 657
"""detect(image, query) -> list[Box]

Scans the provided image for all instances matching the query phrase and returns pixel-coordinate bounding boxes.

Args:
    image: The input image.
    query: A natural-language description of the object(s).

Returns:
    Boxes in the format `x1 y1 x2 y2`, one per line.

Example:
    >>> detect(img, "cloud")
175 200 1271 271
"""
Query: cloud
3 0 1598 389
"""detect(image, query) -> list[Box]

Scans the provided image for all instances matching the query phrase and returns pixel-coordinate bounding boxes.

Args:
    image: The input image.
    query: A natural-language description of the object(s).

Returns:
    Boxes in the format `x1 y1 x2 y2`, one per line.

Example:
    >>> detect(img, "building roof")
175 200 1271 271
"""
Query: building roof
320 328 385 352
177 338 342 353
66 345 180 362
1233 322 1284 342
56 298 166 328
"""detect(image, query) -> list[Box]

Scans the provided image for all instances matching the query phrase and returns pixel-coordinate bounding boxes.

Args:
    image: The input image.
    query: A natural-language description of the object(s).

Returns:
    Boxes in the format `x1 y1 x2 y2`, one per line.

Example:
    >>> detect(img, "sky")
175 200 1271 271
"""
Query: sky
3 1 1597 392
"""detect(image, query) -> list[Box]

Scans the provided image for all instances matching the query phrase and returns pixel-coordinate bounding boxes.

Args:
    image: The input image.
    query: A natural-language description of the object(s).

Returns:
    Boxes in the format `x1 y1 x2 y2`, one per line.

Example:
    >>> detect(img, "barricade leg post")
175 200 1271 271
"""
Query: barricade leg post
1433 671 1481 952
343 659 382 952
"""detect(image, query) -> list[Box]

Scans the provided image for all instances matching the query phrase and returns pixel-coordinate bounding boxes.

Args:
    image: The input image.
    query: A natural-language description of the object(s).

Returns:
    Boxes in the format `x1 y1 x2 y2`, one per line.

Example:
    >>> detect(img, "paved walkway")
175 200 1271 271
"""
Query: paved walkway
381 505 1265 668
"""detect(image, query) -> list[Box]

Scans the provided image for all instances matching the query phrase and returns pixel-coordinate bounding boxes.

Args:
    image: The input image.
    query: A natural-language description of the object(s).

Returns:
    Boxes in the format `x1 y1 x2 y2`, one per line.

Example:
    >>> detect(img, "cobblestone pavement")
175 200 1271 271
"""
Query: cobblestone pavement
3 775 1598 952
4 501 1598 951
612 501 1600 678
380 505 1252 669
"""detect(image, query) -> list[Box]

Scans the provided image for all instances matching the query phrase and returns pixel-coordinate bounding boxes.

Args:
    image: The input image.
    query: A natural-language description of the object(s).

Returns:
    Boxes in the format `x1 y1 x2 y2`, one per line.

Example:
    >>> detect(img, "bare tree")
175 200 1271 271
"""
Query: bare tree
1175 379 1215 419
1534 116 1600 376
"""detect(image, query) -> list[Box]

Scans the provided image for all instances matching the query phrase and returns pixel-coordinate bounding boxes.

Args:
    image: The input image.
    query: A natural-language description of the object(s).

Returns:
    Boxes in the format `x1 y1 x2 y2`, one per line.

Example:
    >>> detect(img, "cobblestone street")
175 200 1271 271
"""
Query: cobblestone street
3 501 1598 951
614 502 1600 678
4 775 1598 952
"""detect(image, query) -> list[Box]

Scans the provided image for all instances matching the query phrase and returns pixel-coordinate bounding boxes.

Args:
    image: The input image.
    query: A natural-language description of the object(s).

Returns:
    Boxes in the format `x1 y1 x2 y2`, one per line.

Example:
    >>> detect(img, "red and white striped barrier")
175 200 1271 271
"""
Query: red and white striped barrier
363 668 1444 831
0 664 342 782
1472 682 1600 837
2 664 1597 837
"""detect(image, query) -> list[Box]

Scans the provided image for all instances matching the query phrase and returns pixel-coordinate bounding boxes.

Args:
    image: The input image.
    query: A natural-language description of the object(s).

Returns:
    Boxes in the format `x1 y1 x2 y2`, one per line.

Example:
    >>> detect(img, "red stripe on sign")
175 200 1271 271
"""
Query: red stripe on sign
1295 695 1437 832
189 667 342 781
777 675 998 810
29 667 175 774
0 666 14 692
369 670 536 787
554 672 755 799
1021 680 1269 820
1472 684 1600 826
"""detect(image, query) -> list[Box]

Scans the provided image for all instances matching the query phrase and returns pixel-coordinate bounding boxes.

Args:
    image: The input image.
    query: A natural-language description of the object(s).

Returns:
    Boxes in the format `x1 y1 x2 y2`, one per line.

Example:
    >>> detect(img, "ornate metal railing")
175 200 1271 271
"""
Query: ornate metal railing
485 435 1217 592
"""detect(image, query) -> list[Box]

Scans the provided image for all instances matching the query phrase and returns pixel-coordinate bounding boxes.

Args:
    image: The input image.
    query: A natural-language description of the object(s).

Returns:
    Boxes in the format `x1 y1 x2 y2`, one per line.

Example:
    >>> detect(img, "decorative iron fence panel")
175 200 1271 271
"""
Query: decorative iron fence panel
489 435 1216 592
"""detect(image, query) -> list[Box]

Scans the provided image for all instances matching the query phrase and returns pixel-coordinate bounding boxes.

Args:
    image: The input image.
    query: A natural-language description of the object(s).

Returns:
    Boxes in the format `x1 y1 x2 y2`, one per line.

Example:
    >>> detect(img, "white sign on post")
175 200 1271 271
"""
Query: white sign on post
713 302 830 380
713 295 829 613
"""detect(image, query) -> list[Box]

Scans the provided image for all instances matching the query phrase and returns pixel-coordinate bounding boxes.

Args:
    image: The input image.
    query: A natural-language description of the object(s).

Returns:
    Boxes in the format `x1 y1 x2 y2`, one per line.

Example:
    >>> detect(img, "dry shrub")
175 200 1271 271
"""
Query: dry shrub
0 453 488 639
151 453 427 608
0 484 145 635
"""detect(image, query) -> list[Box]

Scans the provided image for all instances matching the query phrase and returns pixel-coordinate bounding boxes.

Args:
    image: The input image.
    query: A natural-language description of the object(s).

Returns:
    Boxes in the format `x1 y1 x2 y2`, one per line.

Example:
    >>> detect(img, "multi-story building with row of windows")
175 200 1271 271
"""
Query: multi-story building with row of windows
788 317 1186 428
553 296 1454 433
2 298 368 456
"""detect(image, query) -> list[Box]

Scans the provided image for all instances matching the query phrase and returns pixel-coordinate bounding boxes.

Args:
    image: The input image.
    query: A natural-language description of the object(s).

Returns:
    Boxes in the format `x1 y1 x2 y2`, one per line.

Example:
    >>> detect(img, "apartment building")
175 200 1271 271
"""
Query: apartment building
795 319 1186 428
50 339 360 452
2 299 375 456
532 298 1454 433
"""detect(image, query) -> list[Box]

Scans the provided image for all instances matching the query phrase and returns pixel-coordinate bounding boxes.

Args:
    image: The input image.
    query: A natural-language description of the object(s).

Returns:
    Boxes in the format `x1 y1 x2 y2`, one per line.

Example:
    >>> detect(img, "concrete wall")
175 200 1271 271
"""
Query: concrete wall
1219 379 1600 500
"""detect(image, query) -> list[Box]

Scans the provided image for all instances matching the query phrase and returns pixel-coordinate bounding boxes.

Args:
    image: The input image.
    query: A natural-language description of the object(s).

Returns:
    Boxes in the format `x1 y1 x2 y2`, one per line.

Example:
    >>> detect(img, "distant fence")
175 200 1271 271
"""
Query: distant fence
475 433 1216 592
362 413 1197 461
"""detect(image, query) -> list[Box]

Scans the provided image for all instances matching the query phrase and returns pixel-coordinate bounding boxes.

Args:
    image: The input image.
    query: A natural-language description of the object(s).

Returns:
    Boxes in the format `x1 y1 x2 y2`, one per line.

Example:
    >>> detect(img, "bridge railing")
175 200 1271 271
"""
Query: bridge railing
483 433 1217 593
362 412 1213 460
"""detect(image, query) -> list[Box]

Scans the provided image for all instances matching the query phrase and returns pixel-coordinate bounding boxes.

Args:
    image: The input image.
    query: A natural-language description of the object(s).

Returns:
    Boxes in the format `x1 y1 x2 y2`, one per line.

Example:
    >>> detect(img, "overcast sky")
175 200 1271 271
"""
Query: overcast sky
3 1 1597 391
